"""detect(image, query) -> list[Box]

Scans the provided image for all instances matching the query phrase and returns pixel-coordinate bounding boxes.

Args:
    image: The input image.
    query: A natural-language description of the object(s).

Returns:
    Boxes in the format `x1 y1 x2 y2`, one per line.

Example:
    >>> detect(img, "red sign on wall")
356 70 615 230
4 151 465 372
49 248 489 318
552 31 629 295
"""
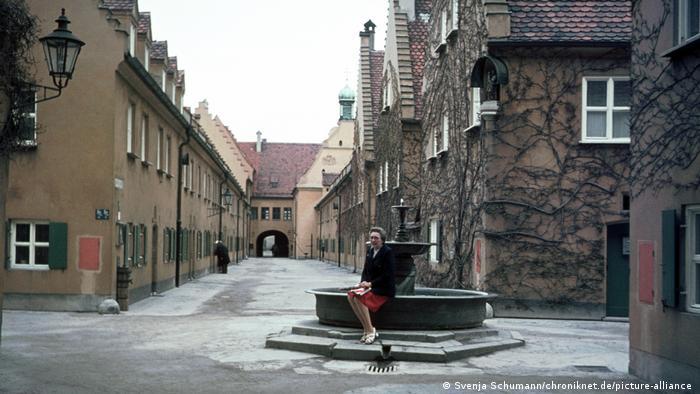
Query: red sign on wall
79 237 101 271
638 240 654 304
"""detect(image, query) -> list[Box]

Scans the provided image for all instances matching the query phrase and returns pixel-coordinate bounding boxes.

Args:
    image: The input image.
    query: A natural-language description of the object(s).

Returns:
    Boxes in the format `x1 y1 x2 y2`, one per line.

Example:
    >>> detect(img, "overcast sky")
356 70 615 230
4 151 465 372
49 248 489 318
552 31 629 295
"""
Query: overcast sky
138 0 388 144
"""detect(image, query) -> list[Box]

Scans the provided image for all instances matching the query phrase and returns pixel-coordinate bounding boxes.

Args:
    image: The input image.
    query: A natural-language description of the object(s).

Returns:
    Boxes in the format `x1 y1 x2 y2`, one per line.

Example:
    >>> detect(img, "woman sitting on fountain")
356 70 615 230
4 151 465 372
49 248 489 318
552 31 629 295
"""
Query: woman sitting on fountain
347 226 396 344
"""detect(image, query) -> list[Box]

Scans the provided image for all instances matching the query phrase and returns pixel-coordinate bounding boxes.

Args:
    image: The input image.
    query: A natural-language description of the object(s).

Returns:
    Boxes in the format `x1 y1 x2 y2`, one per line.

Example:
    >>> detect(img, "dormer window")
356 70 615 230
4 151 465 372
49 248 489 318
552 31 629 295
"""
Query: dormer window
129 24 136 56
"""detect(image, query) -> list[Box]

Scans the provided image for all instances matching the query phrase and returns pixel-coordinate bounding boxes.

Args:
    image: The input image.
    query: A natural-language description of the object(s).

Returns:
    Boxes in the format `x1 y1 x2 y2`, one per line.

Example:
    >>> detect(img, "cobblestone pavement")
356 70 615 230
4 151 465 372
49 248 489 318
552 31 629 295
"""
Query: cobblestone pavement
0 257 664 394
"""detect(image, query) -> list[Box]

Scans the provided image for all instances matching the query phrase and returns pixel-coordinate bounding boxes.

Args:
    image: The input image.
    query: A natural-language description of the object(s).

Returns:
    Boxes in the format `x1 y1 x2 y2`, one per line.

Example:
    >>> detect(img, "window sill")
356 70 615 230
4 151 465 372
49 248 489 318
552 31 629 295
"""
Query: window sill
662 34 700 58
14 140 38 150
437 149 448 158
157 169 166 177
127 152 140 160
433 42 446 55
446 28 458 40
464 123 481 133
579 139 630 145
165 173 173 179
141 160 152 168
427 155 437 163
9 264 50 271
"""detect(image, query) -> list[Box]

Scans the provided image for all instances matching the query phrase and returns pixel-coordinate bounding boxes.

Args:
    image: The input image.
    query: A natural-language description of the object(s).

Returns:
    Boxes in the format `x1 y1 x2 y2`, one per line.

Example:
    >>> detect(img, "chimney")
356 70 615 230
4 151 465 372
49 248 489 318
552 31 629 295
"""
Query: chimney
360 20 376 50
256 130 262 152
483 0 511 38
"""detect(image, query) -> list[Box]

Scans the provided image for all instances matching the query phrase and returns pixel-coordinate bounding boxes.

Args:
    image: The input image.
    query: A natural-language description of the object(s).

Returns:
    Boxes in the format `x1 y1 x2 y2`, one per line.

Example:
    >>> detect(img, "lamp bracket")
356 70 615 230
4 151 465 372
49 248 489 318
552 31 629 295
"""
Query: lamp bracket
14 83 62 108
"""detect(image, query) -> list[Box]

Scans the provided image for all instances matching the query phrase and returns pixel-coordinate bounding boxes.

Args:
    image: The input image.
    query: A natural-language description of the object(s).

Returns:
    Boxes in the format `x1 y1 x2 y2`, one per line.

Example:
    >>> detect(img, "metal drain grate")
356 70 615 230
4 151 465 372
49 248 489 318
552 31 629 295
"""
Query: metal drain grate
574 365 612 373
367 364 396 373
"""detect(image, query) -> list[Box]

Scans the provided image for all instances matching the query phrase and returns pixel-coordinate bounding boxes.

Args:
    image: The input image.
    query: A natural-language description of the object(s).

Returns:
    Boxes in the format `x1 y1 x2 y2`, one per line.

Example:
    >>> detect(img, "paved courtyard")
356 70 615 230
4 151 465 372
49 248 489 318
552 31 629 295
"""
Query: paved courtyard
0 257 657 393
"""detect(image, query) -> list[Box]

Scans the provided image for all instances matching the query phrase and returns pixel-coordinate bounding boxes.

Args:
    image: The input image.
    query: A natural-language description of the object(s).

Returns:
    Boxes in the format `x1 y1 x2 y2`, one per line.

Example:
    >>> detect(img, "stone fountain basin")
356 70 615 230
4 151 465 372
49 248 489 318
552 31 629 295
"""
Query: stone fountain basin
306 287 496 330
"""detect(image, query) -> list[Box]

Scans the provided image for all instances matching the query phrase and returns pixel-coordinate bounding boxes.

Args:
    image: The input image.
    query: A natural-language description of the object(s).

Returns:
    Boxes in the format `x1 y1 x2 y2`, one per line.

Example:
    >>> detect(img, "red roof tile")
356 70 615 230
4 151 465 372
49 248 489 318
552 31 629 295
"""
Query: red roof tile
408 19 429 119
238 142 321 197
102 0 135 11
508 1 631 43
137 12 150 34
370 50 385 127
415 0 433 15
151 40 168 60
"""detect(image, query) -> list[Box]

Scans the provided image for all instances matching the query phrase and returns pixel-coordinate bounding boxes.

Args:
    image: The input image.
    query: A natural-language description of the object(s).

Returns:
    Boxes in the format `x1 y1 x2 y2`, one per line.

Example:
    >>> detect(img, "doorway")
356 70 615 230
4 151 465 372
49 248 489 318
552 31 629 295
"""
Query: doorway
606 223 630 317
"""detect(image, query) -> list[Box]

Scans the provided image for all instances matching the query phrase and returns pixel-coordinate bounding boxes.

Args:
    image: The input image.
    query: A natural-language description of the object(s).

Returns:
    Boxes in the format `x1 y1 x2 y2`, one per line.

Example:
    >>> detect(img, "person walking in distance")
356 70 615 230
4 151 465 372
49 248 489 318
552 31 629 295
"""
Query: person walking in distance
213 240 231 274
346 227 396 344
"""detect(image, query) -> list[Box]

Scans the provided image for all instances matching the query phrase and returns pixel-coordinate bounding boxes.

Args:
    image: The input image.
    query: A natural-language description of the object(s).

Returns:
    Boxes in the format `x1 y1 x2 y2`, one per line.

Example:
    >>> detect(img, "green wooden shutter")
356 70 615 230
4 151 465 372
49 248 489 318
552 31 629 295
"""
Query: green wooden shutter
437 220 443 262
5 221 11 269
142 225 147 265
134 224 141 266
662 209 678 307
48 222 68 270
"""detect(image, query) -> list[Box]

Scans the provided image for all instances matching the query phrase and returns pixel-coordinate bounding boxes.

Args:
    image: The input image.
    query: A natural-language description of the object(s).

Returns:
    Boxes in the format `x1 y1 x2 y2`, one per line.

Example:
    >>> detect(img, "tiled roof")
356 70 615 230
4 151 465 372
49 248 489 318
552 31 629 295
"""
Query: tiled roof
408 20 429 119
168 56 178 73
322 172 340 187
151 40 168 60
102 0 135 11
508 1 632 43
137 12 150 34
415 0 433 15
370 50 385 127
238 142 321 197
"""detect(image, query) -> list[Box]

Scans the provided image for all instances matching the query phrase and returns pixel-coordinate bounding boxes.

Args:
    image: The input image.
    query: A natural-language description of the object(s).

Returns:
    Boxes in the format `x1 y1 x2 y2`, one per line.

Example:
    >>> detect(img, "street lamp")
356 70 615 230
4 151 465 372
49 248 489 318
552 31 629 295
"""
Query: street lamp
222 188 233 207
25 8 85 105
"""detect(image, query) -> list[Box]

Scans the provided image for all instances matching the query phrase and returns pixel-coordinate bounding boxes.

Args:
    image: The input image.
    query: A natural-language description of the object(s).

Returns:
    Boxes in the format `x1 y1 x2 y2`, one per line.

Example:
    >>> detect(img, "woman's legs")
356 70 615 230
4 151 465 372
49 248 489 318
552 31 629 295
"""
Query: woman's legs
347 295 373 336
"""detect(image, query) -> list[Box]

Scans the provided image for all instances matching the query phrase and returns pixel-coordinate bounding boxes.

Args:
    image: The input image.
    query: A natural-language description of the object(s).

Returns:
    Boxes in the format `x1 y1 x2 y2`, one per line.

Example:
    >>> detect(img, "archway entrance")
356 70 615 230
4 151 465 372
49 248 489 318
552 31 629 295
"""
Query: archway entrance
256 230 289 257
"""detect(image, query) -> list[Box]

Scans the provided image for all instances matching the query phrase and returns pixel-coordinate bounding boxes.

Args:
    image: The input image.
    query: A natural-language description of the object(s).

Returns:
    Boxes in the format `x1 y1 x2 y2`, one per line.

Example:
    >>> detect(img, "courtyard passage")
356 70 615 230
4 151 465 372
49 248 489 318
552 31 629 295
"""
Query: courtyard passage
0 258 652 394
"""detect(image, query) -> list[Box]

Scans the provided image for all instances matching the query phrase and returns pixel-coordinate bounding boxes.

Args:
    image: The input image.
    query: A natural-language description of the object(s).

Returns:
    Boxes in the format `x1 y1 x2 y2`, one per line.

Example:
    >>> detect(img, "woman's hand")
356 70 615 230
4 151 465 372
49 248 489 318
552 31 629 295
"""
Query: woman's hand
359 281 371 288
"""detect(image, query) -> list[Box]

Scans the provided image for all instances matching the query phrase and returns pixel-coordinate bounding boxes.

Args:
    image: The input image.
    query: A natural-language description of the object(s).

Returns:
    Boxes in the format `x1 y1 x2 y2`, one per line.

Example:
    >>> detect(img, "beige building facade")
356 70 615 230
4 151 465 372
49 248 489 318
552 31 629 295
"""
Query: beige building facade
2 0 244 311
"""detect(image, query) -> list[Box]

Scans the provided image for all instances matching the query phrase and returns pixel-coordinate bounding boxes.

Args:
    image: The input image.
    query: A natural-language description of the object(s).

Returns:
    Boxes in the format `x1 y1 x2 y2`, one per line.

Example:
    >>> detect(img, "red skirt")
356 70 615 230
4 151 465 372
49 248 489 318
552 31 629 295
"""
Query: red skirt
348 290 389 312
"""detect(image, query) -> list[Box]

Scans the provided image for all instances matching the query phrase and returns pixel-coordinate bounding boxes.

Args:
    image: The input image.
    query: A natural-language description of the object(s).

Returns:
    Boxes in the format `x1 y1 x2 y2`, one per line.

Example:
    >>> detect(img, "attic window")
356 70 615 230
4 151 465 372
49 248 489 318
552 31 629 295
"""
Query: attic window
270 176 279 187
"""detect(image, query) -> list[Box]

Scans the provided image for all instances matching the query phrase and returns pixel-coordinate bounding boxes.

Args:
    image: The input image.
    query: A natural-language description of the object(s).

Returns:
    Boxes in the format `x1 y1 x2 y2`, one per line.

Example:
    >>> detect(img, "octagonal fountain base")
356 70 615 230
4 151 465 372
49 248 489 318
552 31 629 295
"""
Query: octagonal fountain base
307 287 496 330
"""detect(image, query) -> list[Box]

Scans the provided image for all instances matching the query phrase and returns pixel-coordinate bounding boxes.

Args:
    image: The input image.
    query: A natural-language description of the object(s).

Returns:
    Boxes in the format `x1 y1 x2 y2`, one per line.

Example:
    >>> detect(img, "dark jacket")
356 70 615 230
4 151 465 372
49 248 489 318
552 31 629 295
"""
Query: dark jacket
361 244 396 297
214 243 230 265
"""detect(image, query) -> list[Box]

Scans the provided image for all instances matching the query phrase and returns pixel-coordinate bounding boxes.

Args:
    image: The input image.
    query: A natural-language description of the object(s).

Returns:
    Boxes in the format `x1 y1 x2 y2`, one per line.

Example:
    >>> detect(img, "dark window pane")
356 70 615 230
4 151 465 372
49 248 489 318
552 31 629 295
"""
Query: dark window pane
613 111 630 138
16 246 29 264
35 247 49 265
690 0 699 37
16 224 30 242
272 207 281 220
586 112 606 137
695 213 700 252
250 207 258 220
36 224 49 243
614 80 631 106
587 81 607 106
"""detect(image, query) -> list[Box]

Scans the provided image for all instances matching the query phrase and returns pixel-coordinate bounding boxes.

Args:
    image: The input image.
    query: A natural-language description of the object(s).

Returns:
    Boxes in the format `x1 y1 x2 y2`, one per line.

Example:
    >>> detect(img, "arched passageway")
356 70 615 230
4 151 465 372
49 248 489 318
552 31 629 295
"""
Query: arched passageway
255 231 289 257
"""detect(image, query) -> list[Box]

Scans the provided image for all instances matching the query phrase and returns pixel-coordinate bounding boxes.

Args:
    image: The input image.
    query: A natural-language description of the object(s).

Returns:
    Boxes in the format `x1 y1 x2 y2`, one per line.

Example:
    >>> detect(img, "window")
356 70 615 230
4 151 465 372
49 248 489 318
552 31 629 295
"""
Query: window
432 127 439 157
582 77 630 142
163 228 170 262
156 127 163 170
434 8 448 53
471 87 481 127
140 114 149 160
395 162 400 188
129 24 136 56
164 135 171 173
441 114 449 152
384 161 389 191
161 70 166 91
250 207 258 220
428 219 441 263
676 0 700 45
449 0 459 35
10 222 49 269
127 103 135 154
686 205 700 313
144 45 150 71
378 164 384 194
283 207 292 221
272 207 281 220
132 224 146 266
14 89 37 145
261 207 270 220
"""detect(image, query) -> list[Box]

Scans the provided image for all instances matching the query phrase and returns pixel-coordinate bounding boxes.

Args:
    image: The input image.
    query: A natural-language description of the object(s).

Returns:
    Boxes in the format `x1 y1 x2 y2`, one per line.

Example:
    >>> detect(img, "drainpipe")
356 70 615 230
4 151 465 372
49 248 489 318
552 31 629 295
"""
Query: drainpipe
218 178 226 241
236 198 240 263
175 117 192 287
337 193 341 268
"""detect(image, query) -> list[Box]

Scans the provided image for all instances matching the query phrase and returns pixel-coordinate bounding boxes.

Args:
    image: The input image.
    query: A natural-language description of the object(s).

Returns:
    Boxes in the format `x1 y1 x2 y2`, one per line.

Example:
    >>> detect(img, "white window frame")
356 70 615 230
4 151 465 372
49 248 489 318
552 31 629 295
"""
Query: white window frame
449 0 459 34
677 0 700 44
441 8 448 44
127 103 135 154
156 127 163 170
164 135 171 173
395 162 400 188
377 164 383 194
129 24 136 56
441 114 449 152
581 77 631 143
686 205 700 313
384 161 389 191
10 221 50 270
432 127 439 157
161 70 167 91
140 114 148 159
470 87 481 127
429 219 439 263
144 45 150 71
